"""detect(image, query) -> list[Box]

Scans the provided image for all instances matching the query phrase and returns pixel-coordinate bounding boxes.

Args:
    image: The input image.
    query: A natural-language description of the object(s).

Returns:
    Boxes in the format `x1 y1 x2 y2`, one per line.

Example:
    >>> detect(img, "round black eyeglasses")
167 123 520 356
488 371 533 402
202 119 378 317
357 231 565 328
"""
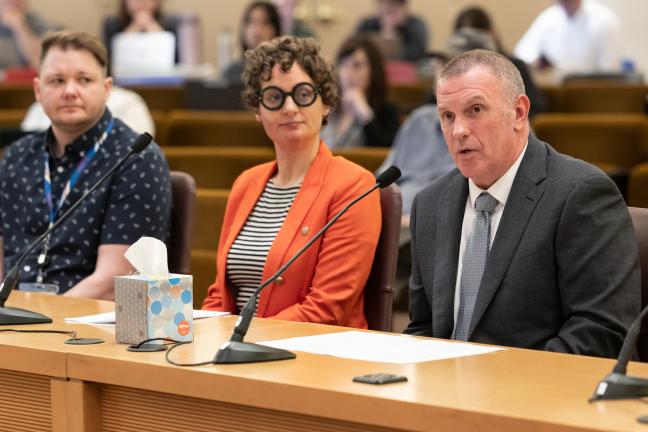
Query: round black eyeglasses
259 82 319 111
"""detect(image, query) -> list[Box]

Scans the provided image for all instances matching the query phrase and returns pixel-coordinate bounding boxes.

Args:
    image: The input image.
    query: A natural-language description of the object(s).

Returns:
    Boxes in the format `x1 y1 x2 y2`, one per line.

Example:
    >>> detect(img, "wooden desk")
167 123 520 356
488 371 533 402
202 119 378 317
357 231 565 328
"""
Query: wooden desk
2 292 648 432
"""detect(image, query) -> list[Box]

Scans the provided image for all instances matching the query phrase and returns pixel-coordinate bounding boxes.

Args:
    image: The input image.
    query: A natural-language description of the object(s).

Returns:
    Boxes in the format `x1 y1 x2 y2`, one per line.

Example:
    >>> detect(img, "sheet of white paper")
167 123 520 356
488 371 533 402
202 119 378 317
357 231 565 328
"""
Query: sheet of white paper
258 331 503 364
65 310 229 325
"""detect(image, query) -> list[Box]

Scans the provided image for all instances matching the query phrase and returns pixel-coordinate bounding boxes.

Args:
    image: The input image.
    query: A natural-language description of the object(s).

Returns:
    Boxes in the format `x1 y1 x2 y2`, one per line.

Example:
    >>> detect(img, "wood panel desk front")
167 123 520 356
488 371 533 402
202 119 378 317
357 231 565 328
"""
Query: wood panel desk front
1 292 647 432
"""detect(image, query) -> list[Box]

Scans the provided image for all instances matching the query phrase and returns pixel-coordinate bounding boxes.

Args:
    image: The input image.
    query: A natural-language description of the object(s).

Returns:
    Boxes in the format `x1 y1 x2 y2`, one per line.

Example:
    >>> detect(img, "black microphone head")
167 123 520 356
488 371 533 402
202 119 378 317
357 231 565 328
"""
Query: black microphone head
131 133 153 153
376 166 401 188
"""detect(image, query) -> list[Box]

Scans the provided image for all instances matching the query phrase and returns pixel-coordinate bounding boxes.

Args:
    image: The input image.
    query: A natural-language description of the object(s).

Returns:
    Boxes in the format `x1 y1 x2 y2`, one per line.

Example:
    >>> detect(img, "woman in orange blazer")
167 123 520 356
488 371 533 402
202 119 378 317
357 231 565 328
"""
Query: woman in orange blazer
201 36 381 329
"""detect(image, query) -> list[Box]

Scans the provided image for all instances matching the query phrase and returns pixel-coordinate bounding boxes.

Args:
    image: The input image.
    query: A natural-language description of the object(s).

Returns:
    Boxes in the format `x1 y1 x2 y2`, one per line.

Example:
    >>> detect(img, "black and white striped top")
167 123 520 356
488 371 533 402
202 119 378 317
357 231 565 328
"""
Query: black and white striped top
227 180 301 313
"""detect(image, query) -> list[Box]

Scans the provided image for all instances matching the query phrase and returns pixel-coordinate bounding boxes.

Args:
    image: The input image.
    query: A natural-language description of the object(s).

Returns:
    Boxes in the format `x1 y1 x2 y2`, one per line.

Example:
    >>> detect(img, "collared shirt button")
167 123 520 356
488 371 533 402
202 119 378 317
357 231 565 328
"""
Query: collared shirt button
275 276 285 285
301 226 309 236
23 265 31 272
56 166 64 173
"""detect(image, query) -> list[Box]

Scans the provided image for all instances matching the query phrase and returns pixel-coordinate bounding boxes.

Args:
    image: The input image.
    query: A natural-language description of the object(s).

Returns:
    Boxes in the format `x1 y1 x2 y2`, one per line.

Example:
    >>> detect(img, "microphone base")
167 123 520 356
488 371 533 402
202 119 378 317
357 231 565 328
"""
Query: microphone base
0 305 52 325
213 341 296 364
590 372 648 401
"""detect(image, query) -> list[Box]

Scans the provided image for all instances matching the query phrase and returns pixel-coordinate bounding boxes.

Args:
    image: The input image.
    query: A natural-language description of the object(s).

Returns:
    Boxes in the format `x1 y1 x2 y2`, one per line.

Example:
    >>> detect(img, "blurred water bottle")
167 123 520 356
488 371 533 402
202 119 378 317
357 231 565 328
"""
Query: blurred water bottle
178 13 202 67
218 27 234 73
621 58 635 74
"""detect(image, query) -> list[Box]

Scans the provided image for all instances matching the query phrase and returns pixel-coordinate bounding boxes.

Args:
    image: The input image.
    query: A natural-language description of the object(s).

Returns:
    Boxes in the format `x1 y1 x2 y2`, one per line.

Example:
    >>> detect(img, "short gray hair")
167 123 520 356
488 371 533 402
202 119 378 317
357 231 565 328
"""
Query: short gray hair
437 49 525 103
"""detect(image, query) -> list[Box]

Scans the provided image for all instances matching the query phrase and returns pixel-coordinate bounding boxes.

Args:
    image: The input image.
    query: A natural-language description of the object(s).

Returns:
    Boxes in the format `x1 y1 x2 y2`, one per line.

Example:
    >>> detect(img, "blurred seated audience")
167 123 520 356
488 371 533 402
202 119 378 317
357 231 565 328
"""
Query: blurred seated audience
377 100 454 224
21 86 155 135
514 0 622 74
221 1 281 84
0 0 57 69
451 6 546 116
103 0 182 63
202 36 380 328
355 0 427 62
273 0 314 38
321 35 398 148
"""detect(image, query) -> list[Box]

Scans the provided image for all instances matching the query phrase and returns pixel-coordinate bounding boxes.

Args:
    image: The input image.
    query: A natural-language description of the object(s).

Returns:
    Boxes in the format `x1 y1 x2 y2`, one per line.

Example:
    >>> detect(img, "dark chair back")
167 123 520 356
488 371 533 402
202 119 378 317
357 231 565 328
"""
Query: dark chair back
628 207 648 361
364 184 402 331
169 171 196 274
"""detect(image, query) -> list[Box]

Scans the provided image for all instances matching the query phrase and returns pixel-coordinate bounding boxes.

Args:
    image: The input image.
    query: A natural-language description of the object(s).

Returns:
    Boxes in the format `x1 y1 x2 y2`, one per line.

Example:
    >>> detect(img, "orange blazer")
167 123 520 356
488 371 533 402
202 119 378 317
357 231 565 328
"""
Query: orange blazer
201 143 381 328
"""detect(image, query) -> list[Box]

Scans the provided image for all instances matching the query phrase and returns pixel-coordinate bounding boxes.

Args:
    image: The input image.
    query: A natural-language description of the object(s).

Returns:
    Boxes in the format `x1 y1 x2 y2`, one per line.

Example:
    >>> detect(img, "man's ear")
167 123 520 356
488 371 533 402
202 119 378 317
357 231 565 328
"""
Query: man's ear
33 76 41 103
103 76 113 102
255 107 262 122
513 94 530 131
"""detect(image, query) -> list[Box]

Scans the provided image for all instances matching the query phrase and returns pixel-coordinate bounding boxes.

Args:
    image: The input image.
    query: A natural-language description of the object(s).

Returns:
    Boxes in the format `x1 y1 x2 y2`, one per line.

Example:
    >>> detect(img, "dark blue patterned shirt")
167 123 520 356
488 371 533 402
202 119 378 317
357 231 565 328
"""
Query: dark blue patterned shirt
0 109 171 293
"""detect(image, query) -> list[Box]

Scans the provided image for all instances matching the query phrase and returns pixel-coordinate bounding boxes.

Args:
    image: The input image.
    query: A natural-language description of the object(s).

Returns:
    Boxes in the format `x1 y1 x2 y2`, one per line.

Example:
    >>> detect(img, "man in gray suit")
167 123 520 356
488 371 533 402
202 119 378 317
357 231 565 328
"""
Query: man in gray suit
405 49 639 358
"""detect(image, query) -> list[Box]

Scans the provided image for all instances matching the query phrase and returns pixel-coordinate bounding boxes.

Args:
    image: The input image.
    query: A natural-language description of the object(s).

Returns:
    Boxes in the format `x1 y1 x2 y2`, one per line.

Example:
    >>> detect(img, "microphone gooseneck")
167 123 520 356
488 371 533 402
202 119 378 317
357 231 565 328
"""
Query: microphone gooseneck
214 166 401 364
0 132 153 324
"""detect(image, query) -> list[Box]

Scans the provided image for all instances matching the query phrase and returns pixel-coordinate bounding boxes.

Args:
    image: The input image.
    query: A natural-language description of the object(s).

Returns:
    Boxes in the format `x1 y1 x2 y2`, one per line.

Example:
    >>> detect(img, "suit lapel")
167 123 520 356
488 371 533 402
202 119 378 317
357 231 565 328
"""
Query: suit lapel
257 142 331 316
468 137 548 338
433 172 468 338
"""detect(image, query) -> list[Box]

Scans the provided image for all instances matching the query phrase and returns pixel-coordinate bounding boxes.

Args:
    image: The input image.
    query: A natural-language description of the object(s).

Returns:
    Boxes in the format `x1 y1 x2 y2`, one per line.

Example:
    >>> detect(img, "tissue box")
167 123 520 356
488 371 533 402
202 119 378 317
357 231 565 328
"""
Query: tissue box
115 274 193 345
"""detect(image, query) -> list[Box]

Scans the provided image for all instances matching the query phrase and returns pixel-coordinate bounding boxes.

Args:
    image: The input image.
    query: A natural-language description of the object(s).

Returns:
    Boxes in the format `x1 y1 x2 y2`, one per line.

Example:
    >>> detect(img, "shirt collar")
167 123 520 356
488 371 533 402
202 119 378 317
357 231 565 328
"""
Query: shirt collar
45 108 113 157
468 141 528 209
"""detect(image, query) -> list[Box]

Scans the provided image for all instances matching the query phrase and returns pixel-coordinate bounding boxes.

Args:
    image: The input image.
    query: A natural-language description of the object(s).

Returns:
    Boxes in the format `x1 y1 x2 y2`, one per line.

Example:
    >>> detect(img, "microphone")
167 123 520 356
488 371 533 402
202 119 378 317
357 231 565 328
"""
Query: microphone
590 304 648 401
0 132 153 325
213 166 401 364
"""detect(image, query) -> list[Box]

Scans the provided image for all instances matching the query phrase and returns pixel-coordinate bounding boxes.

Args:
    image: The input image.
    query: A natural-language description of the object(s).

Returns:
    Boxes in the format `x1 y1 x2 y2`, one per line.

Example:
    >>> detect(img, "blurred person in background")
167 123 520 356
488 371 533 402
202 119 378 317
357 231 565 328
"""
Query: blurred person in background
355 0 427 62
451 6 546 116
321 34 398 149
272 0 314 38
0 0 56 69
103 0 182 63
514 0 622 74
203 36 380 328
221 1 281 84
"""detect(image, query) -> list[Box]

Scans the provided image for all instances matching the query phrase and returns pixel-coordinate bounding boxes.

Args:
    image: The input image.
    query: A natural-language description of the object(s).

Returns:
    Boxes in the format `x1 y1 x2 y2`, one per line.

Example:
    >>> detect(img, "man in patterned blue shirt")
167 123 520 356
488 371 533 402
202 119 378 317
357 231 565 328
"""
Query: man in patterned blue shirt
0 30 171 299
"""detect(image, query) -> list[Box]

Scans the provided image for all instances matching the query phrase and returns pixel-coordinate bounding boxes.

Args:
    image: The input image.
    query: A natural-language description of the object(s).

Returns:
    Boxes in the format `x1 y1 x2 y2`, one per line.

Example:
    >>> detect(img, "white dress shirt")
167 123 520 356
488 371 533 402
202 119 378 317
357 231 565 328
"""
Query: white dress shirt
452 144 528 334
514 0 622 74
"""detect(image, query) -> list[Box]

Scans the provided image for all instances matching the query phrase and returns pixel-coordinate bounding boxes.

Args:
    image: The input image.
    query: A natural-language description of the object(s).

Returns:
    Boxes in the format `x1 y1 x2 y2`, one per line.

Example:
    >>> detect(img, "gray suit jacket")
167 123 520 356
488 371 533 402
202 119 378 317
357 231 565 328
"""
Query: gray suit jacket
405 136 640 358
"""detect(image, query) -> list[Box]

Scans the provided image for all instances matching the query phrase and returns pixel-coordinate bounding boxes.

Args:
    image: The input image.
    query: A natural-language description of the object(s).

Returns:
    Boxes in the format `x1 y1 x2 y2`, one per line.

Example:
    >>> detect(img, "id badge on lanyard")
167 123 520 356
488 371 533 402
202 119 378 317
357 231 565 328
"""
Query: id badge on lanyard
35 119 115 284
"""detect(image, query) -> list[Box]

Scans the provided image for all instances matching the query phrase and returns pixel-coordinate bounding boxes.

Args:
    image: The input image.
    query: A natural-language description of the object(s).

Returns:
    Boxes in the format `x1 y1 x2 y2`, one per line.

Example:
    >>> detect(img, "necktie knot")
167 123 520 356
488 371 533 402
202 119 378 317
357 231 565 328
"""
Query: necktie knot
475 193 498 214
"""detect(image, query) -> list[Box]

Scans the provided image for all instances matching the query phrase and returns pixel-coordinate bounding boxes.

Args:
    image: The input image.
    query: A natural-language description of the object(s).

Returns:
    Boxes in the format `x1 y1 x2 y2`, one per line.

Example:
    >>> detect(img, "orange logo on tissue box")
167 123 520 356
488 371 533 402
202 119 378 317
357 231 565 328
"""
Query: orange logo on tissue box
178 320 190 336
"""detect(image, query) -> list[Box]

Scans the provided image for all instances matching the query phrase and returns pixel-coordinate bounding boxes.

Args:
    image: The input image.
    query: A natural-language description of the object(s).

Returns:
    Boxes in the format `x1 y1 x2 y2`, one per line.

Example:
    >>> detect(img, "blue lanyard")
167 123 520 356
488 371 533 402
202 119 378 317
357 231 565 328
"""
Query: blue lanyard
43 119 114 225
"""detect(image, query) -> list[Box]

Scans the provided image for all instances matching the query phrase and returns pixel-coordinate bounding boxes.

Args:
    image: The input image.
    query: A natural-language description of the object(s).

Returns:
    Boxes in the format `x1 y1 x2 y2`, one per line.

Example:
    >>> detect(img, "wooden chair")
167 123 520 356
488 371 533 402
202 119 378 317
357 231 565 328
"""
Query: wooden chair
364 184 402 331
166 110 271 147
191 188 230 306
333 147 390 173
164 146 275 189
627 207 648 361
168 171 196 275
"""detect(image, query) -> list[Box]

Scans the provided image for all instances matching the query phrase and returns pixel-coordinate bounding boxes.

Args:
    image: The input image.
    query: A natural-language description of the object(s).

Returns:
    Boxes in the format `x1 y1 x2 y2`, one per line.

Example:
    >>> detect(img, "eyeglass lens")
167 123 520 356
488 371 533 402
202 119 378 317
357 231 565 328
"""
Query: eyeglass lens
261 82 317 110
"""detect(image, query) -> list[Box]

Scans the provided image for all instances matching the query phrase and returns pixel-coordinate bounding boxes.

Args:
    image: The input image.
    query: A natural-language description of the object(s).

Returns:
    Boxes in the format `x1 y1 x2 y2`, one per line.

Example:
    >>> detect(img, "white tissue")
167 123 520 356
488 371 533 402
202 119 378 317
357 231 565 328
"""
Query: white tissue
124 237 169 276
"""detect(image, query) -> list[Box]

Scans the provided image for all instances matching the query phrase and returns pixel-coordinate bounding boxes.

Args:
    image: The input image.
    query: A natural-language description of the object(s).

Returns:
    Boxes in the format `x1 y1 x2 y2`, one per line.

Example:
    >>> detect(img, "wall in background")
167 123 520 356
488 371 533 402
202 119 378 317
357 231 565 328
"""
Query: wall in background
30 0 647 75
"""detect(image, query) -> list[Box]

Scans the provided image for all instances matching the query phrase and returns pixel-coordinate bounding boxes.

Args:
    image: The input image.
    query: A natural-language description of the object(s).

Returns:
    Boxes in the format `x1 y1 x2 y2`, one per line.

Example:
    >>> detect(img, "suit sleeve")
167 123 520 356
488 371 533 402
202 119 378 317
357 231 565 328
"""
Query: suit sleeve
545 174 640 357
270 170 381 326
403 193 434 336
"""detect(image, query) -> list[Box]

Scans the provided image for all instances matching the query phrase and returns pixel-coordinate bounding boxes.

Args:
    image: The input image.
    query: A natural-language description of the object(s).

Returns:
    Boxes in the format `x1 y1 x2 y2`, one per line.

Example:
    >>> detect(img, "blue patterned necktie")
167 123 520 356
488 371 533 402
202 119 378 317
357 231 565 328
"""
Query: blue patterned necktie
454 192 499 341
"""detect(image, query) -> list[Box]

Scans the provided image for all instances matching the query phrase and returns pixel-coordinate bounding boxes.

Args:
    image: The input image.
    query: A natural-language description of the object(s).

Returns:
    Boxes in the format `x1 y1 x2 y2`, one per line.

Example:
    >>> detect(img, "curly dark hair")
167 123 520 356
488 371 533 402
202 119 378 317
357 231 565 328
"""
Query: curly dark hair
242 36 338 111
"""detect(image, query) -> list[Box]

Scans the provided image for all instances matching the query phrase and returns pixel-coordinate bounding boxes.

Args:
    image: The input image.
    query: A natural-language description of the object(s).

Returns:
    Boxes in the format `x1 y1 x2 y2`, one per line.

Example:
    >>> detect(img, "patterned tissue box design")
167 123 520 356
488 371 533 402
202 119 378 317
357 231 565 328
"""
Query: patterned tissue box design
115 274 193 345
